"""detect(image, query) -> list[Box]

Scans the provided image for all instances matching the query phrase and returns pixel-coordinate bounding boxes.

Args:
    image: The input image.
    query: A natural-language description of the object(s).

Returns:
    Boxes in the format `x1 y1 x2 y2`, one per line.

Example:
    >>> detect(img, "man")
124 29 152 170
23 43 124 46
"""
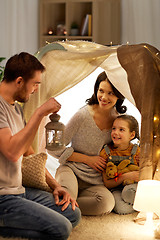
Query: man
0 52 81 240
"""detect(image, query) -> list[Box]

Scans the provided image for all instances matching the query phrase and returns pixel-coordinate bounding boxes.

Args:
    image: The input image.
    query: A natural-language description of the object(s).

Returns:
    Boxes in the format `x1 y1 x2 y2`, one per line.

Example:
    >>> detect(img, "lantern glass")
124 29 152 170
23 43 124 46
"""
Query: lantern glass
45 114 65 151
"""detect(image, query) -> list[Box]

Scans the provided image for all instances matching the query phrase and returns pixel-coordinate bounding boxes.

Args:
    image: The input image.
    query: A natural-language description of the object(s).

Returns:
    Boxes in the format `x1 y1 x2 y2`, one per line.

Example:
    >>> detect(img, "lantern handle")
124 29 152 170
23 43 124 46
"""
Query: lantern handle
49 113 60 122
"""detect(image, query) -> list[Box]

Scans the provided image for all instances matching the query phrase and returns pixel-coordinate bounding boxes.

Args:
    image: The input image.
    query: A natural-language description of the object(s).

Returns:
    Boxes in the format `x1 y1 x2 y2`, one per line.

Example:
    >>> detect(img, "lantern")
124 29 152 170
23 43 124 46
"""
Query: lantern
45 113 65 151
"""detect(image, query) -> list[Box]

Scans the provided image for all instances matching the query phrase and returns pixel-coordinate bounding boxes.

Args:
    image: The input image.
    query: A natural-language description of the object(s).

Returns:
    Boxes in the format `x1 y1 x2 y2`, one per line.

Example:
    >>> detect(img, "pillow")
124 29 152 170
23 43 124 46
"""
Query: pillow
22 152 52 192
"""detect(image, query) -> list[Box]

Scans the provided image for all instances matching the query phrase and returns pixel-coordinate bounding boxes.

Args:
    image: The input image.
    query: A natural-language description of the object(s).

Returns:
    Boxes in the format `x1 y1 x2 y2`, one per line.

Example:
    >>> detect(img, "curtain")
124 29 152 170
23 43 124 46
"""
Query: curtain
0 0 38 60
121 0 160 50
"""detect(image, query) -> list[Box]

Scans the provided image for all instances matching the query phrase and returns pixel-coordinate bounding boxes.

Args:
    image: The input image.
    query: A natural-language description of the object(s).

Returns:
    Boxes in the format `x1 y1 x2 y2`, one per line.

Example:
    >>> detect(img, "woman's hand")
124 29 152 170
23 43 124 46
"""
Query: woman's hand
53 186 79 211
67 152 106 172
86 156 107 172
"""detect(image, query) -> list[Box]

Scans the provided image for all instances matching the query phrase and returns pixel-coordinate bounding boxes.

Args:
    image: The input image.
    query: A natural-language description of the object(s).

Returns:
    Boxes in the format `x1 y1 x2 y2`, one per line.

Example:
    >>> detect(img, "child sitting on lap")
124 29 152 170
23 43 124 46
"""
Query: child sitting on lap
101 115 140 215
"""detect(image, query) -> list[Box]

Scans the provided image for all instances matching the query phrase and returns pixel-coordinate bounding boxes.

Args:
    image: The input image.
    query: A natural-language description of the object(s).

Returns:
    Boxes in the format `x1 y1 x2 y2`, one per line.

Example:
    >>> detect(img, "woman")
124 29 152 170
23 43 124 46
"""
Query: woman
54 71 127 215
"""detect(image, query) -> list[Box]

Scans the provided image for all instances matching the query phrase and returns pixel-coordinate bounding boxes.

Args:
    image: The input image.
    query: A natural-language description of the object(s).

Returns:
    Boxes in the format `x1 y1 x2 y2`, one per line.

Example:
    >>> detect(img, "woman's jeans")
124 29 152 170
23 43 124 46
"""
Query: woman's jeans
56 165 115 216
0 187 81 240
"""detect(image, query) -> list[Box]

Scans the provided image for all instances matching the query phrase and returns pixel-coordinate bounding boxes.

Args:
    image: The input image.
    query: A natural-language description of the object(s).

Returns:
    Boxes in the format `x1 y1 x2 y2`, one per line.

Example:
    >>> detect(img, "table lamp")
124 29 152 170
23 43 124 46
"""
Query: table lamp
133 180 160 237
45 113 65 151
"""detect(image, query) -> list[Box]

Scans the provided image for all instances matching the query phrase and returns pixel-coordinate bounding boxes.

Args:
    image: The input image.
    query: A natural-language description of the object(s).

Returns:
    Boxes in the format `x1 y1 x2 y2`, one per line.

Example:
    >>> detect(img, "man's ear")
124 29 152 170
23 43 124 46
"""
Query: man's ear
15 77 24 87
130 131 136 140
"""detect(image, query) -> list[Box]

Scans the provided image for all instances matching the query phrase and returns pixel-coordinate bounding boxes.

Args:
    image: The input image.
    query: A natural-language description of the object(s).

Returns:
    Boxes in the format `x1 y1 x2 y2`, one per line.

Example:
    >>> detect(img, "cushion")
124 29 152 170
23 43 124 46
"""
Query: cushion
22 152 52 192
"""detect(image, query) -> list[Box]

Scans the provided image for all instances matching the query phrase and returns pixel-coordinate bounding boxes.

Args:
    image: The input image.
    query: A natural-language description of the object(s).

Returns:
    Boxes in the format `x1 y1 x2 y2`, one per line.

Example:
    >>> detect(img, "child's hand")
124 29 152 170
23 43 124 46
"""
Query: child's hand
122 171 139 182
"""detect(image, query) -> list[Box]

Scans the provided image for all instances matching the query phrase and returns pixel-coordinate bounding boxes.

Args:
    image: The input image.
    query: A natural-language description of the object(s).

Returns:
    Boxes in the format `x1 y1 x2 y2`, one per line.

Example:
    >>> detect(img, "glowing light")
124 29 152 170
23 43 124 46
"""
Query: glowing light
154 116 159 122
156 149 160 158
48 29 53 35
144 212 155 237
133 180 160 213
133 180 160 237
143 45 160 60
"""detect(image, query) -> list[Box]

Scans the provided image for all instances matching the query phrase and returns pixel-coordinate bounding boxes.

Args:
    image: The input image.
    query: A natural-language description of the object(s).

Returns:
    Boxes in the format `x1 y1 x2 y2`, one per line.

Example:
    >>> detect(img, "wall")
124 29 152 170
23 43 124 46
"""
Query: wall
0 0 160 60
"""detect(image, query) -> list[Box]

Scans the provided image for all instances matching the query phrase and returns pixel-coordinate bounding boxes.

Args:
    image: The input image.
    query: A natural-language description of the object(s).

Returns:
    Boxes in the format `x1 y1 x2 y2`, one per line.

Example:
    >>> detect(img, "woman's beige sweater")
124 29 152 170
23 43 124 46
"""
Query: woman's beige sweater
50 105 112 184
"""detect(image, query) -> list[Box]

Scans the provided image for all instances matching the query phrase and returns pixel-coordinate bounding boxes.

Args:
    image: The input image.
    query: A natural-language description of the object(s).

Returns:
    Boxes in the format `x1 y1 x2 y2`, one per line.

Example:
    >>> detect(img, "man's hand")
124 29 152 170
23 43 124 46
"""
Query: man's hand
38 98 61 117
53 186 79 211
45 168 78 211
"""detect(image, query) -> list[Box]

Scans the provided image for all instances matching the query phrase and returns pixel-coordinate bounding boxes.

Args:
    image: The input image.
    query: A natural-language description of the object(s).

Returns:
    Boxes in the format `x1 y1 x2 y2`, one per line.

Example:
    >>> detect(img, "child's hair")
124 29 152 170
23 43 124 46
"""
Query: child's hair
115 115 140 140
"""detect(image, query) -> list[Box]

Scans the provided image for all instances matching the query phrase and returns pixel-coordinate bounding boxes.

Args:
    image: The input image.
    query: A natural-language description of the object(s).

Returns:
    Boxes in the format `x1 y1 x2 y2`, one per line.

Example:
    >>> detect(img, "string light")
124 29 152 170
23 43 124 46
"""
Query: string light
154 116 159 122
143 45 160 60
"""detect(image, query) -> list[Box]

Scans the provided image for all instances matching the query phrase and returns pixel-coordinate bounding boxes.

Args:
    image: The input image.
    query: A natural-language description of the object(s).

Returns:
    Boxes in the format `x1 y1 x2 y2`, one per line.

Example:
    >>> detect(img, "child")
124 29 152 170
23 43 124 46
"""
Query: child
101 115 140 215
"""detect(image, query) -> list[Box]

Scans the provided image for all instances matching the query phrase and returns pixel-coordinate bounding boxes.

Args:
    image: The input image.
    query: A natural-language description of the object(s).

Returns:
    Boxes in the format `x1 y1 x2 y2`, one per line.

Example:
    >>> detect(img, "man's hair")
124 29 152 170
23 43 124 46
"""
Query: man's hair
3 52 45 83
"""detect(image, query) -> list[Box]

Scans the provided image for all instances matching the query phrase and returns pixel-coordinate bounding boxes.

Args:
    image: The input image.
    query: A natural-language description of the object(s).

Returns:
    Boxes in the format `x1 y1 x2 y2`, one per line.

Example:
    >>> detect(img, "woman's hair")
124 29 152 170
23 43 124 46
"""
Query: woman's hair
115 114 140 140
86 71 127 114
3 52 45 83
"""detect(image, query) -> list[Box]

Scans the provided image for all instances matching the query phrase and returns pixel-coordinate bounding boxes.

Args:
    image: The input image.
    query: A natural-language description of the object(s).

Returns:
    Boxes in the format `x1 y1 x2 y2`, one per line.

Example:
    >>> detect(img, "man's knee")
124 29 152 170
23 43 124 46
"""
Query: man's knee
57 221 72 240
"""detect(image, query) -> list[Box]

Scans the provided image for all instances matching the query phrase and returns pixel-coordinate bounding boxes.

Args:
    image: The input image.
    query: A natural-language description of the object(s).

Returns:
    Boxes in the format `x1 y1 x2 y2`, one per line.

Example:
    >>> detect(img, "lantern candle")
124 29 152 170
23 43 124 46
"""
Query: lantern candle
45 113 65 151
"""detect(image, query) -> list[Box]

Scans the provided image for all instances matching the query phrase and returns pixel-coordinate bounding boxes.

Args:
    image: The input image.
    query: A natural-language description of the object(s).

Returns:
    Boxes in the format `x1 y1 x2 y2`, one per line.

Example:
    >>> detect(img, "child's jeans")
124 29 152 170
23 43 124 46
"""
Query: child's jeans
112 183 137 215
0 187 81 240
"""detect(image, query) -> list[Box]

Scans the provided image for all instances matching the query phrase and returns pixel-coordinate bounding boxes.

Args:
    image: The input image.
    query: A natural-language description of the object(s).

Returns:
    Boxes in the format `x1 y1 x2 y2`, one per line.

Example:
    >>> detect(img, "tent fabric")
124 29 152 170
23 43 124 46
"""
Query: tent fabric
23 41 132 153
23 40 160 180
117 43 160 180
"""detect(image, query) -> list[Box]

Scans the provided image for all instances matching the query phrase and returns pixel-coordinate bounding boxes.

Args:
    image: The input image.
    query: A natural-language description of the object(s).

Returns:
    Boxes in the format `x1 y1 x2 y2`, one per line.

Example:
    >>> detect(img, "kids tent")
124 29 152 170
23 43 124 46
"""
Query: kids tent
23 40 160 180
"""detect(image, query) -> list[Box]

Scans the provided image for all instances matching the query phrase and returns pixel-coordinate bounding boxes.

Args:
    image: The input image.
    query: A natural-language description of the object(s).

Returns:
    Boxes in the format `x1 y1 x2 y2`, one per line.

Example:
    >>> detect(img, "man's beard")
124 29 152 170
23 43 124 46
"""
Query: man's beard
15 95 28 103
13 87 29 103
